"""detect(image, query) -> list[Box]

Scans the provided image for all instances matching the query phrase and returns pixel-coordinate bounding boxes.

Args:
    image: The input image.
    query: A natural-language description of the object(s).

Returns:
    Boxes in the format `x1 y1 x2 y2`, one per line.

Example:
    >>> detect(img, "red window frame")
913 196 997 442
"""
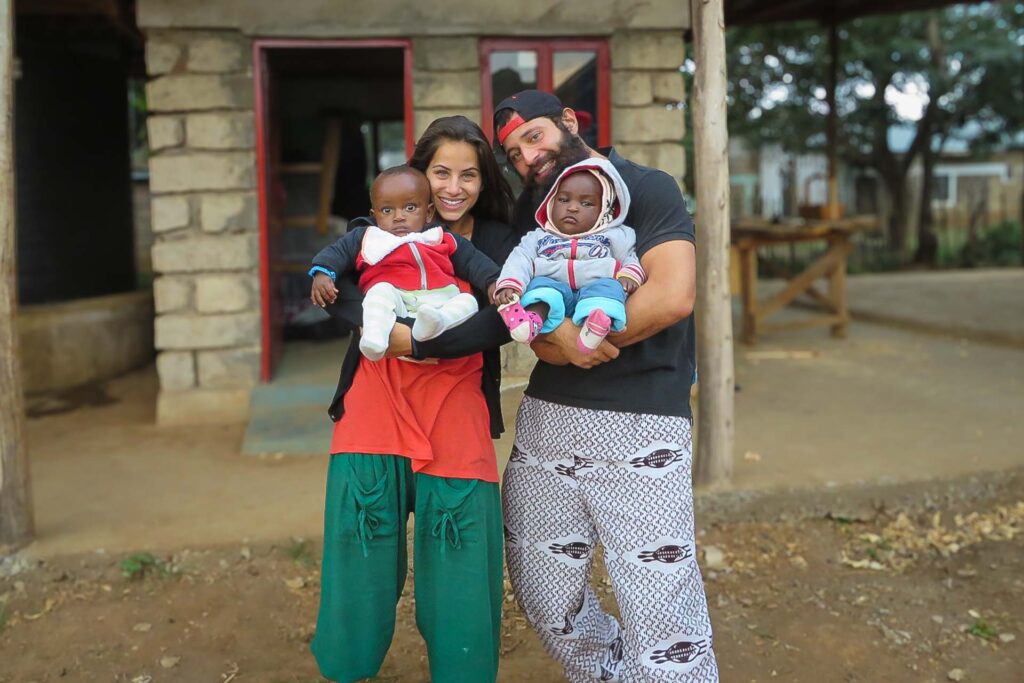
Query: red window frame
479 39 611 148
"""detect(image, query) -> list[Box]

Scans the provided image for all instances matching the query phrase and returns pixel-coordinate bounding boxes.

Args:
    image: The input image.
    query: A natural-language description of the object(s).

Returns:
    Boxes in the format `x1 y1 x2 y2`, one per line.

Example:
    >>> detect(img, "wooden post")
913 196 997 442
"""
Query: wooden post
826 19 840 217
0 0 34 554
691 0 734 488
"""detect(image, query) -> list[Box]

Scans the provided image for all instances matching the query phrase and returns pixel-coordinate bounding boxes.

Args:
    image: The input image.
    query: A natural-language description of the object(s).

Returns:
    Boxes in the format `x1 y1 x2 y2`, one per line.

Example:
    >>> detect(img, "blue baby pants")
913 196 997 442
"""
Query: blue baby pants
520 276 627 334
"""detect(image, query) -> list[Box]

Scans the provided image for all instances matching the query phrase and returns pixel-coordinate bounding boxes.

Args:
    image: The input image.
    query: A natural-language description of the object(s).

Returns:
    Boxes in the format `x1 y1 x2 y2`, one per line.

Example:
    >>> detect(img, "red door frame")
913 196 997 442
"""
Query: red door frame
252 38 414 382
479 38 611 147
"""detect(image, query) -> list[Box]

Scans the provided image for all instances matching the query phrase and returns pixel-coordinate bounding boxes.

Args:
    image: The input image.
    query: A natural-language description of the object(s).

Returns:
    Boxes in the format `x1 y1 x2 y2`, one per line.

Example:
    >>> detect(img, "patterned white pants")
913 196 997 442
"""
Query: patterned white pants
503 396 719 682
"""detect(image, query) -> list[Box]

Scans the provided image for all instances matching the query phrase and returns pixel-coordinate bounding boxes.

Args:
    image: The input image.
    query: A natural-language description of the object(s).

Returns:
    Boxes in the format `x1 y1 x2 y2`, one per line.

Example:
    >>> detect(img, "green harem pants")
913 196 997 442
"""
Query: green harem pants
311 453 504 683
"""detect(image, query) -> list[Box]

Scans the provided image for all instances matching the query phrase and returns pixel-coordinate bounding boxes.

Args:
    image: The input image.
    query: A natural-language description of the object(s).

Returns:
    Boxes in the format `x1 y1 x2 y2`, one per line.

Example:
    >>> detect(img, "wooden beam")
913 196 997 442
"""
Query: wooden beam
691 0 735 489
0 0 35 554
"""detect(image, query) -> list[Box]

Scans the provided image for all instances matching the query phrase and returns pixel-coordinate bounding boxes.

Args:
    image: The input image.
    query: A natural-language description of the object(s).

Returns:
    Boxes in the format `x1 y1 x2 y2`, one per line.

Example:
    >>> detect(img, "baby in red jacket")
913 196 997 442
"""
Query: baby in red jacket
309 167 498 360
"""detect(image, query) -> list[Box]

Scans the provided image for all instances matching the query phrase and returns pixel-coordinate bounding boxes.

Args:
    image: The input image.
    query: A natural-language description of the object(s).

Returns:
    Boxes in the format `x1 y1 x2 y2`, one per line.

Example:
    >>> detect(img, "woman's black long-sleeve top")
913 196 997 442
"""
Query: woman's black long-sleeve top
322 217 518 438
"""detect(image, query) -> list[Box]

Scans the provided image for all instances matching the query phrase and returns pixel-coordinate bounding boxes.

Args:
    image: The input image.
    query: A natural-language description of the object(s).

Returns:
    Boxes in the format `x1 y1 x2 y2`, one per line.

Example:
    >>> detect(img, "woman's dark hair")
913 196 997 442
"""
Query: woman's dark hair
408 115 515 225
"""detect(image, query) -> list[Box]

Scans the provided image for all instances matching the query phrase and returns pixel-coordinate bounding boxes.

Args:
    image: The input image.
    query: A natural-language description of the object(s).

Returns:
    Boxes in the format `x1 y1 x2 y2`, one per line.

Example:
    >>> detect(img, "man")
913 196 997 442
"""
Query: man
496 90 719 682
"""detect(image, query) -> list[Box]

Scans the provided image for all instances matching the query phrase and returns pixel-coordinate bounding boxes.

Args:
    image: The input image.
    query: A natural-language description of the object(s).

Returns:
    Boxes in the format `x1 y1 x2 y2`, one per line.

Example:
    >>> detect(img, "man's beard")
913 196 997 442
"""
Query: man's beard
523 124 590 198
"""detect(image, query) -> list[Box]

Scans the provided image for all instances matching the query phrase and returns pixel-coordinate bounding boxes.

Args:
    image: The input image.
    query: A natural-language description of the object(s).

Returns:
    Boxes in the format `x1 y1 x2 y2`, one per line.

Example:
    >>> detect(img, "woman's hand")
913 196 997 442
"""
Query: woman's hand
384 323 414 358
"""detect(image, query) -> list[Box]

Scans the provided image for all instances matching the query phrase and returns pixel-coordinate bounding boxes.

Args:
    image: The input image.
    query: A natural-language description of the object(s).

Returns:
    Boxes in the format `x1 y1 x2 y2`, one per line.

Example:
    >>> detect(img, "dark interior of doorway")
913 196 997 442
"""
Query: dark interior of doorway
269 47 406 342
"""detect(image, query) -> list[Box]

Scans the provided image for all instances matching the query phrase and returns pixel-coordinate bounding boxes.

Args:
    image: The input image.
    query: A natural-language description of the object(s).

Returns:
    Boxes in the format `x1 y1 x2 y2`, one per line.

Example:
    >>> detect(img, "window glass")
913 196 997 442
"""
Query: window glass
553 50 598 148
490 51 538 105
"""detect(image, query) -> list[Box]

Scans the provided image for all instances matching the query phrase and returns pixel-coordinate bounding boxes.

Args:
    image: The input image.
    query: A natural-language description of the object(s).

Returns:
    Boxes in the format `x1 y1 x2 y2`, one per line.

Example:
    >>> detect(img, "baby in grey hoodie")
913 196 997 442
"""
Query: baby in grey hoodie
493 157 646 354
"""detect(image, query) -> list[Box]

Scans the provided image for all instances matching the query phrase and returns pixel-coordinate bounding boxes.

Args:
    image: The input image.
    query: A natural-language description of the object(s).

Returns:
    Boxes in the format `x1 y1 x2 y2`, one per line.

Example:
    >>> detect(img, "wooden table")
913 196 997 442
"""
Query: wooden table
731 215 880 344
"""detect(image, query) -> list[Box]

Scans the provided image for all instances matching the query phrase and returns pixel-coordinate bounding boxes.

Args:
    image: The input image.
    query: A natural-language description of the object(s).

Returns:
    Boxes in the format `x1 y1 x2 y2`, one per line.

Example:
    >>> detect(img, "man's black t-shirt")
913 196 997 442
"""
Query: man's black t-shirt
514 148 697 419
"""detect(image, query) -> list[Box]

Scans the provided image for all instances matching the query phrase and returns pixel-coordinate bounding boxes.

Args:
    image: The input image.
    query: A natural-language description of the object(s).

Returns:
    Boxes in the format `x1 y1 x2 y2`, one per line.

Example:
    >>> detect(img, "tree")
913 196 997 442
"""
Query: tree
726 2 1024 261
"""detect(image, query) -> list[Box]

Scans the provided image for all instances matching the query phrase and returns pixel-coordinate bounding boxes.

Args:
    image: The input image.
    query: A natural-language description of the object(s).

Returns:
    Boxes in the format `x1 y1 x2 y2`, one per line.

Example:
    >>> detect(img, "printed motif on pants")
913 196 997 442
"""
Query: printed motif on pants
503 397 719 682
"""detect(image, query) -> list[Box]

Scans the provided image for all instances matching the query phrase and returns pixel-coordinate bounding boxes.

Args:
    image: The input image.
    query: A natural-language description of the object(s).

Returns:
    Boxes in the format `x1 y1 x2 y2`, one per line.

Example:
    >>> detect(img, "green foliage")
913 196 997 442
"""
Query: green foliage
957 220 1023 267
120 552 168 581
0 604 8 634
726 4 1024 159
967 618 999 640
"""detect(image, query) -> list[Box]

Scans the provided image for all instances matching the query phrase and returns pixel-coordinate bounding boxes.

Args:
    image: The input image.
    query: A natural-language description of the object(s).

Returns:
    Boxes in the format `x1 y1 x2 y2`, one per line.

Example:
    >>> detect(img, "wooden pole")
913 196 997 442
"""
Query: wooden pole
691 0 734 488
826 19 840 217
0 0 34 554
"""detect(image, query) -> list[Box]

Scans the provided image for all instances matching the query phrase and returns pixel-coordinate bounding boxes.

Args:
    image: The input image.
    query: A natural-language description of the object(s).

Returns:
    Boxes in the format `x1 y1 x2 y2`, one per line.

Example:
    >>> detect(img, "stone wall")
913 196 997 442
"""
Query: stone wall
145 30 259 424
139 18 689 425
137 0 689 35
412 37 482 138
610 31 687 192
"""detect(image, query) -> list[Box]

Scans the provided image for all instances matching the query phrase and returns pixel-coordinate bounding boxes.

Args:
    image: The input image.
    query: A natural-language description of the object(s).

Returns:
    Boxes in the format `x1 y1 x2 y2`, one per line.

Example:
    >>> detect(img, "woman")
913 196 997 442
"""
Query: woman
311 116 518 683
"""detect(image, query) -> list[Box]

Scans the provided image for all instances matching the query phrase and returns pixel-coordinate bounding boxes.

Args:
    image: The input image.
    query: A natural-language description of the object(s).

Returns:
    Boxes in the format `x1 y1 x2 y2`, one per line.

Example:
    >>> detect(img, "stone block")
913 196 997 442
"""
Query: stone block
147 116 184 150
413 108 479 140
155 312 260 350
612 105 684 143
18 291 154 394
196 346 260 389
146 73 253 112
615 142 685 180
149 152 256 193
156 350 196 391
611 32 686 70
146 40 181 75
186 112 254 149
187 35 247 73
413 70 480 109
611 71 653 106
652 70 685 103
157 388 251 425
152 233 257 273
150 195 191 233
153 276 192 313
200 192 257 233
413 37 478 71
195 274 254 313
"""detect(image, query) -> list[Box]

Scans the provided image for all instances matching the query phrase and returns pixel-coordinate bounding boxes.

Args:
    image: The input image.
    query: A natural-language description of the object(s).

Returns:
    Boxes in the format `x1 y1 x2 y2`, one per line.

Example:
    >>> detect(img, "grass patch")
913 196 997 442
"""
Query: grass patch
0 604 8 634
120 552 169 581
967 619 999 641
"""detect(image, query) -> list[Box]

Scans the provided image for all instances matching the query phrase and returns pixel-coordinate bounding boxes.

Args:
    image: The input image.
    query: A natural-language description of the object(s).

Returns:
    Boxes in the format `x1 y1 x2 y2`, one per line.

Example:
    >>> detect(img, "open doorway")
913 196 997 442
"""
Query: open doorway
254 41 412 382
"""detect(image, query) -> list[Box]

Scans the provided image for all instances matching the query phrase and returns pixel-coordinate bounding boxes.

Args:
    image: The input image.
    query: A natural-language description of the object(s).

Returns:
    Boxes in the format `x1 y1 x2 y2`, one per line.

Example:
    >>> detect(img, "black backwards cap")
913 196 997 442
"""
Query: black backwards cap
493 90 565 145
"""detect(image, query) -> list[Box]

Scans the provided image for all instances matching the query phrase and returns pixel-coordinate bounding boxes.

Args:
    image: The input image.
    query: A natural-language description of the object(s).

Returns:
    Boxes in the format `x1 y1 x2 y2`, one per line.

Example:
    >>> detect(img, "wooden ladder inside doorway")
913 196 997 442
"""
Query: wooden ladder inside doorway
281 116 342 236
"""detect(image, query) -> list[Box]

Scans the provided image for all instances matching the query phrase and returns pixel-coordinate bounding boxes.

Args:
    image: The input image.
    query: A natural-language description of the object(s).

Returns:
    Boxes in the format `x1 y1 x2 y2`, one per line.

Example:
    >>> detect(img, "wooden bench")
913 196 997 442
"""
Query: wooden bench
731 216 880 345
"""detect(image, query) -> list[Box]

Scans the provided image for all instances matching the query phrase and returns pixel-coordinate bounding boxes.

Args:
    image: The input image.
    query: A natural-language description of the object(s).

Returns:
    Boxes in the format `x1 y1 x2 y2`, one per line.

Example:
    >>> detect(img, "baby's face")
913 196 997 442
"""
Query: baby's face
370 173 433 237
550 172 603 235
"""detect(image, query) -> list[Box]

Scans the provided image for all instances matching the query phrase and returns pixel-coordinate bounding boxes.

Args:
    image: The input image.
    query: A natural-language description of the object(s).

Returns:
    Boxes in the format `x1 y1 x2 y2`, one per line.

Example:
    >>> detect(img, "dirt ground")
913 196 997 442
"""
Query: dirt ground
3 488 1021 683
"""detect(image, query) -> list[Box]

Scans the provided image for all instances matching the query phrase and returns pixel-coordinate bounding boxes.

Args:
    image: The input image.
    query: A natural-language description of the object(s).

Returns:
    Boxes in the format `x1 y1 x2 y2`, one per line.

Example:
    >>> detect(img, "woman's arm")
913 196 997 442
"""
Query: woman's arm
409 305 511 359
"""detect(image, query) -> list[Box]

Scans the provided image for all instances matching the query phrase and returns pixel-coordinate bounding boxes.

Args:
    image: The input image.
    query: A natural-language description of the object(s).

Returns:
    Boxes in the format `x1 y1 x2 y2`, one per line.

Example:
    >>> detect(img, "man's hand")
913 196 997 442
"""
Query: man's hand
492 287 519 306
310 272 338 307
531 319 619 369
618 276 639 295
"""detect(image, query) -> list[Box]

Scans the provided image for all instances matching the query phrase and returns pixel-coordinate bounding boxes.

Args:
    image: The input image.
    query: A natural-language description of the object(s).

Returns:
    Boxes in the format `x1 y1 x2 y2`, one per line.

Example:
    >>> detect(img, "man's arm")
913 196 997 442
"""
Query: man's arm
607 239 695 348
